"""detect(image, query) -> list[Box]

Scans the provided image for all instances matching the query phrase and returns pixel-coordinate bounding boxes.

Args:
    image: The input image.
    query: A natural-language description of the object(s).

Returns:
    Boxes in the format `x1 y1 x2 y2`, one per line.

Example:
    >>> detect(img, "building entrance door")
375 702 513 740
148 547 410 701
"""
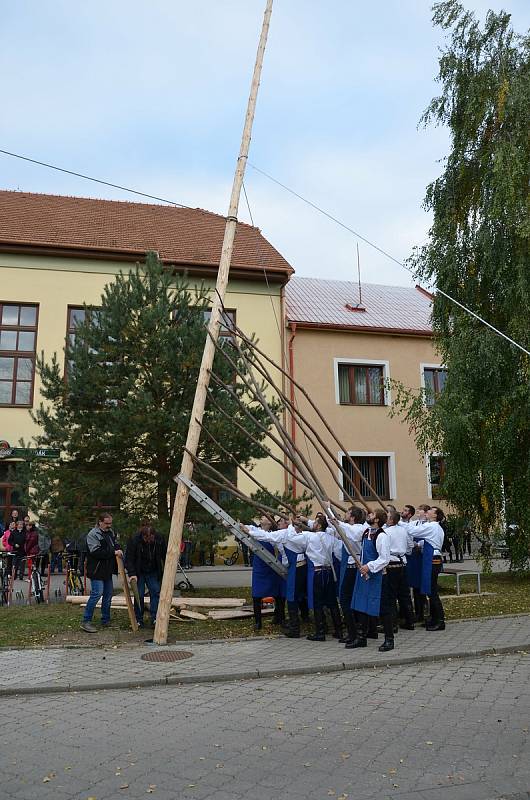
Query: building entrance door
0 462 24 526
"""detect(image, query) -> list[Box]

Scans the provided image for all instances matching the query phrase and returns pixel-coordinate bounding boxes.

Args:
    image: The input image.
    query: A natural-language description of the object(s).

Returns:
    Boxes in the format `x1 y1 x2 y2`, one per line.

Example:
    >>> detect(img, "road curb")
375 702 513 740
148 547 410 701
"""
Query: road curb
0 641 528 698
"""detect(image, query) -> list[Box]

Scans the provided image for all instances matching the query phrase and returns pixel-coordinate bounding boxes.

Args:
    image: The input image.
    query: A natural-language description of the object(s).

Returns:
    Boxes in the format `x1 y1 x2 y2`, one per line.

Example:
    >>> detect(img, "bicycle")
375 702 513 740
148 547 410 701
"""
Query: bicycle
223 541 242 566
65 555 84 596
0 553 13 606
29 557 45 604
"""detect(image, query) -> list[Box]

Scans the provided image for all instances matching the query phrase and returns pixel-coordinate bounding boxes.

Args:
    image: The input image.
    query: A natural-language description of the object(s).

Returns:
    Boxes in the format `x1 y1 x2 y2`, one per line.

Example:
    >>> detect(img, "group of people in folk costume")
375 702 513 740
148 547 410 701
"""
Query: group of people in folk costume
241 502 445 653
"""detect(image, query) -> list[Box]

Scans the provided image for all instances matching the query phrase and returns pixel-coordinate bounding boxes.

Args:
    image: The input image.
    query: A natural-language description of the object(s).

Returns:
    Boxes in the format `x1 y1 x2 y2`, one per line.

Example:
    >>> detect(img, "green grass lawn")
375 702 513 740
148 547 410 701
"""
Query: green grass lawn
1 573 529 649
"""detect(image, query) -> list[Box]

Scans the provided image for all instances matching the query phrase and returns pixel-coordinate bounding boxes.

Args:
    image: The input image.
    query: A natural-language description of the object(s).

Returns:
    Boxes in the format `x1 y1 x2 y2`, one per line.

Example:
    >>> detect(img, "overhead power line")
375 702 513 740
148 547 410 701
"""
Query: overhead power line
1 146 527 357
0 148 190 208
248 162 530 358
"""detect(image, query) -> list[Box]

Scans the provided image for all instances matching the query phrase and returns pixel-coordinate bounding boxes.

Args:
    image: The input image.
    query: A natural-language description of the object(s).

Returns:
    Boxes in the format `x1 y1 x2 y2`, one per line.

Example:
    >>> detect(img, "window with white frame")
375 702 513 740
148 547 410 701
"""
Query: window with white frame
335 359 389 406
422 366 447 406
341 454 392 501
428 455 446 499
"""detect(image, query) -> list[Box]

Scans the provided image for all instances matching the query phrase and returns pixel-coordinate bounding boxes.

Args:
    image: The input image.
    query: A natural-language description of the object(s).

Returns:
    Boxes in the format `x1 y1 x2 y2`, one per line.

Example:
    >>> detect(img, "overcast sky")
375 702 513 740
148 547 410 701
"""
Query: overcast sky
1 1 529 287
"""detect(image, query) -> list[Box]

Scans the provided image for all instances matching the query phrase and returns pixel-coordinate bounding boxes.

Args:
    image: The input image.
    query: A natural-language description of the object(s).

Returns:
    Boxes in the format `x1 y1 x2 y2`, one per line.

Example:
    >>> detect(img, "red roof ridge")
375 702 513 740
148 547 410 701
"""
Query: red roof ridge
415 284 435 300
291 275 416 290
0 189 258 231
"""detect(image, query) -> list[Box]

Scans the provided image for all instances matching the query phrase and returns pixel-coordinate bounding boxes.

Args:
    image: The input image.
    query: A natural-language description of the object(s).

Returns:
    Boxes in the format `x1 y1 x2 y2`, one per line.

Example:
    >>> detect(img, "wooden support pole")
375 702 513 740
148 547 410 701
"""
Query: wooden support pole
154 0 274 645
212 335 328 499
205 389 330 505
116 554 138 633
232 324 387 509
234 343 372 511
197 419 299 516
186 451 289 519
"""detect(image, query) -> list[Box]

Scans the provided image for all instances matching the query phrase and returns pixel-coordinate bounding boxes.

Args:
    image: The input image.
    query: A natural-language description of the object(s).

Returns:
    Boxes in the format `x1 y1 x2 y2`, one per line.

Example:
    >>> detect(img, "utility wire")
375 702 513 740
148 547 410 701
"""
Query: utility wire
248 162 530 358
2 146 527 357
0 148 191 209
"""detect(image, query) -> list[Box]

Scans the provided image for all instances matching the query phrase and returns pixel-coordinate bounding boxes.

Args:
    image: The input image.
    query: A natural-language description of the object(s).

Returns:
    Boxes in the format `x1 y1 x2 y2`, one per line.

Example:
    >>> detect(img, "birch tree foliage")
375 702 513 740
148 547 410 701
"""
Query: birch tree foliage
393 1 530 568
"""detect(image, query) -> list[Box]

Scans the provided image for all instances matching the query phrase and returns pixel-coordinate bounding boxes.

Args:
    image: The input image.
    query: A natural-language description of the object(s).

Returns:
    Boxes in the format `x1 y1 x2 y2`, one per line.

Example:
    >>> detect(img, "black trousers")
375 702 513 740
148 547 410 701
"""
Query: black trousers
429 560 445 623
295 563 308 603
380 566 414 639
339 566 356 605
313 569 339 612
339 566 360 640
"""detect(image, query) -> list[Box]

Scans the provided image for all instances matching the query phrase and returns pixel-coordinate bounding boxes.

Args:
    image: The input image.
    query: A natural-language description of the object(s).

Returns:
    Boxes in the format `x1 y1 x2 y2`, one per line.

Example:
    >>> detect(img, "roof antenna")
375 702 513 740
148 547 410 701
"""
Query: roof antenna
345 243 366 312
356 242 363 307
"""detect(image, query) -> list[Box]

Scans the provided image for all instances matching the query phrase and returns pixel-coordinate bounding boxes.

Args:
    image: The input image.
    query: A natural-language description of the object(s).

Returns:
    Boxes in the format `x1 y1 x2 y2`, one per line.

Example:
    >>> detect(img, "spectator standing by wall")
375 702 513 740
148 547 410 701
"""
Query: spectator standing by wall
50 533 65 573
9 520 26 579
181 523 194 570
1 523 15 552
24 522 39 560
38 526 51 576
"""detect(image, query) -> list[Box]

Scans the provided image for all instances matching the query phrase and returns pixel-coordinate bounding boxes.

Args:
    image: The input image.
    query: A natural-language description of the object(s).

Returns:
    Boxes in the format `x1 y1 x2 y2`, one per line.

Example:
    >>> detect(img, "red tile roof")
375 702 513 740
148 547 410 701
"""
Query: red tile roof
286 276 433 335
0 190 292 281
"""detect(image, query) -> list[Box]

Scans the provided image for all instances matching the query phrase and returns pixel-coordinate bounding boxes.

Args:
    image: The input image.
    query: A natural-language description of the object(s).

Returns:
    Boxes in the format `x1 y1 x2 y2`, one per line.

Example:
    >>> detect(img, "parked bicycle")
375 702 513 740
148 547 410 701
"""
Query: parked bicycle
224 541 242 566
0 552 14 606
30 557 45 603
65 555 84 596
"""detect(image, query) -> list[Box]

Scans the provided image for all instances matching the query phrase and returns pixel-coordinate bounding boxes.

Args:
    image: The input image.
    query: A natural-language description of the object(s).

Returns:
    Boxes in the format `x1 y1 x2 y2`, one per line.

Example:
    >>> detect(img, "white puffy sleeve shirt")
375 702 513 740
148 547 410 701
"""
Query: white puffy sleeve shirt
337 522 365 564
412 521 444 555
366 530 391 574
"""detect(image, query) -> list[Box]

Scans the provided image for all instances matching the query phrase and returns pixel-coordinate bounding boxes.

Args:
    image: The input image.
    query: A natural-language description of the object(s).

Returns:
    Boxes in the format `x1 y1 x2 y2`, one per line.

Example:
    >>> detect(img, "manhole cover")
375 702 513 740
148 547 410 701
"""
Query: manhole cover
141 650 193 663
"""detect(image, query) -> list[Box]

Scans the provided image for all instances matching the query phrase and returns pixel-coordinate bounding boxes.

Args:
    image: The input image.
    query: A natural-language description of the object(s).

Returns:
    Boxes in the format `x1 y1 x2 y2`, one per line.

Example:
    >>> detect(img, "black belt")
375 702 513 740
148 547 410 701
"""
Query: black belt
296 559 307 568
387 562 405 569
346 564 357 569
432 557 443 564
313 566 332 572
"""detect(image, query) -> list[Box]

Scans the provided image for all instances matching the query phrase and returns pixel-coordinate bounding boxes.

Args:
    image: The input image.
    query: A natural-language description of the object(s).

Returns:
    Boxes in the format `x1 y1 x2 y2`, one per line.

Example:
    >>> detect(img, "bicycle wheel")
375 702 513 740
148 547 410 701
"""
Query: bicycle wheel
223 551 238 567
33 571 44 603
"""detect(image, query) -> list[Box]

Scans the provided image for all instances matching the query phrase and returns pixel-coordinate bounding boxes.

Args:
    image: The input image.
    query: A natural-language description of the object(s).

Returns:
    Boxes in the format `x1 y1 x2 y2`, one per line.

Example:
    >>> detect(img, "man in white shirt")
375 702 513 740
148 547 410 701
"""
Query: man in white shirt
246 514 344 641
383 511 415 641
334 506 367 648
407 503 431 622
412 507 446 631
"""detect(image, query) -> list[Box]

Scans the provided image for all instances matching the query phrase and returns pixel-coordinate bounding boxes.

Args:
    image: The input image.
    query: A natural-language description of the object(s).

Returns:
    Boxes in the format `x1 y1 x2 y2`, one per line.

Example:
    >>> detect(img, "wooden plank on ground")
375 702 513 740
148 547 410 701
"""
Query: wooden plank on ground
180 608 208 621
172 597 246 608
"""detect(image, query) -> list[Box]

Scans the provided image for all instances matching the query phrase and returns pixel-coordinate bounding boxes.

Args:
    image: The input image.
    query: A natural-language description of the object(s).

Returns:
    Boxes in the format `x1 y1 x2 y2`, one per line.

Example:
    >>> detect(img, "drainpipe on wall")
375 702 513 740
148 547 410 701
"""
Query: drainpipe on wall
288 321 297 497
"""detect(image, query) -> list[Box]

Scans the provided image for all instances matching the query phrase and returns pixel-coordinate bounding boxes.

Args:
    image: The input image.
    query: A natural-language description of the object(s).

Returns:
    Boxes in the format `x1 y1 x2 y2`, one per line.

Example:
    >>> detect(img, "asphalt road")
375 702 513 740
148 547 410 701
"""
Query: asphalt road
2 652 529 800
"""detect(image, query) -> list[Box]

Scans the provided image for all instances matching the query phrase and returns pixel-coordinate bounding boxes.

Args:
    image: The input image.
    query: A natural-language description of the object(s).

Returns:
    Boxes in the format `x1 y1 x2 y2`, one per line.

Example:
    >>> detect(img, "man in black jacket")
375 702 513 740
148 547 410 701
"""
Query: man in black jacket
125 524 167 627
81 513 123 633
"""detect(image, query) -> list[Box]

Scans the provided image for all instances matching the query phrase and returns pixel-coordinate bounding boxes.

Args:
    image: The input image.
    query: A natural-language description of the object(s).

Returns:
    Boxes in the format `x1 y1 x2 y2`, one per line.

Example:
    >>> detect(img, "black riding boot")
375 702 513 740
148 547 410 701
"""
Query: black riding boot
307 608 326 641
379 614 395 651
283 601 300 638
271 596 285 625
329 603 343 639
339 604 355 643
359 612 378 639
252 598 262 631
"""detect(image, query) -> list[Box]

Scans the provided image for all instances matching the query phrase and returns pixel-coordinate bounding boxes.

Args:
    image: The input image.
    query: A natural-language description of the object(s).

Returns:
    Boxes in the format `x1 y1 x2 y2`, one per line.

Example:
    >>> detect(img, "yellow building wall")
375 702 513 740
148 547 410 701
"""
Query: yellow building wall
289 327 445 511
0 254 285 497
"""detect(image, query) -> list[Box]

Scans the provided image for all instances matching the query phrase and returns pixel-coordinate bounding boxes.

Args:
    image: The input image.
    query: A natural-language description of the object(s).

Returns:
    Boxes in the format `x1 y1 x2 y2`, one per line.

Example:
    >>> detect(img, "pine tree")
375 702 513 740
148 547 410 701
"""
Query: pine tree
23 252 279 537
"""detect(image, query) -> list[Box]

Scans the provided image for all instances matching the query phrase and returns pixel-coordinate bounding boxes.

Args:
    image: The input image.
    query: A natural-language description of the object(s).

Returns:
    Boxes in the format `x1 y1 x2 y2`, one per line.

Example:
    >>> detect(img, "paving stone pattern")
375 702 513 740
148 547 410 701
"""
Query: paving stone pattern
1 615 530 695
1 653 530 800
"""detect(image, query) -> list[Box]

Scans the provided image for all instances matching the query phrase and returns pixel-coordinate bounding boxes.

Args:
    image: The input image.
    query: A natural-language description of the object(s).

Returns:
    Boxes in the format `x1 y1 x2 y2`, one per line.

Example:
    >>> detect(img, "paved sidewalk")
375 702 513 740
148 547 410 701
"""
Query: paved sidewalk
1 613 530 697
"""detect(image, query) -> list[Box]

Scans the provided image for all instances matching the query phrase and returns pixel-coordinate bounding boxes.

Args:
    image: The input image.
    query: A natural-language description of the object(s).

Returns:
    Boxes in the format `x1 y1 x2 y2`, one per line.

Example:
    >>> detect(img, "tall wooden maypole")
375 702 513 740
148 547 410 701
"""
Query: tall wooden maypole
154 0 274 645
